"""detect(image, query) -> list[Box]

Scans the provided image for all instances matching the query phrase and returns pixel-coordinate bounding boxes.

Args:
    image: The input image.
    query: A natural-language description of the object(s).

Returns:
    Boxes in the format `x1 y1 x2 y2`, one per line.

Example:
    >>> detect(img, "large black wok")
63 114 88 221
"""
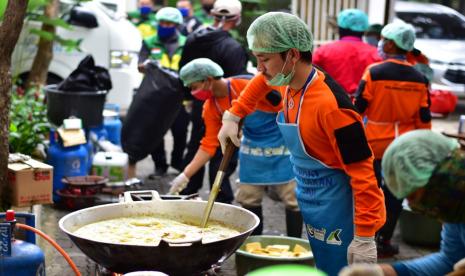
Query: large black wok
59 191 259 275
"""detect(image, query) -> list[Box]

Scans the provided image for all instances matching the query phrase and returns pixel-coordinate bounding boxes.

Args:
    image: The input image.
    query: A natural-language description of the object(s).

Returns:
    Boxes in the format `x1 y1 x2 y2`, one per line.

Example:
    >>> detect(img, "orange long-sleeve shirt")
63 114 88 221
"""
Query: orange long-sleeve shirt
354 59 432 159
200 78 281 156
229 70 386 237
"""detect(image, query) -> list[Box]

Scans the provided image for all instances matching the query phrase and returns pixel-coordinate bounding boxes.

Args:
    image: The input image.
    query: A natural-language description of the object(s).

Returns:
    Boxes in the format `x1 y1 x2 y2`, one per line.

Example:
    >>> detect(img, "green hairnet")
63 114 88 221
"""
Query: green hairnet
382 130 459 199
337 9 369 32
179 58 224 86
381 21 416 51
366 24 383 34
247 12 313 53
155 7 183 25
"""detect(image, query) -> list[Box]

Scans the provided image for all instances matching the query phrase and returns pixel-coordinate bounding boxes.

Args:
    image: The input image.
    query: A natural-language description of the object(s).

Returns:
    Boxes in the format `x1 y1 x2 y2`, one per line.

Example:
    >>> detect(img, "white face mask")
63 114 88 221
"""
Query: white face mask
234 16 241 27
377 39 387 60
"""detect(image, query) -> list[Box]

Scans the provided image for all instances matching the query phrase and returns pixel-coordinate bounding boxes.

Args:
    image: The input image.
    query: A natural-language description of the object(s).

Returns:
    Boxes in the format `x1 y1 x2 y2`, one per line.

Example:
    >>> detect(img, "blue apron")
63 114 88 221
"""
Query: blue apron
276 69 354 276
239 109 293 185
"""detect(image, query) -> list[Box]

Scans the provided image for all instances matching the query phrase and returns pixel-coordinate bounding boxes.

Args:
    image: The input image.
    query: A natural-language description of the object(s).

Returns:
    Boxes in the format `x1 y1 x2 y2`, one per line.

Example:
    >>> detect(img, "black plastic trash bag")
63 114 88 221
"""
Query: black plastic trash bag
57 55 112 92
122 61 184 163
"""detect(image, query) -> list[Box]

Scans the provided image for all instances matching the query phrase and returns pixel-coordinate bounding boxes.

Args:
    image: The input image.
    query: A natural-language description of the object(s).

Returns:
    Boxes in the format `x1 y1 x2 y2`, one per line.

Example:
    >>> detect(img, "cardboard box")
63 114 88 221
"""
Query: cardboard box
8 157 53 207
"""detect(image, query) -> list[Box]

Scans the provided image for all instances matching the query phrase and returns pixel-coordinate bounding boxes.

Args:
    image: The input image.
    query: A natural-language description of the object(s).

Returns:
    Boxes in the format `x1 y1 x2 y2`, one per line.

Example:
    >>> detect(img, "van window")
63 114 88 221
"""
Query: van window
397 12 465 40
59 1 75 16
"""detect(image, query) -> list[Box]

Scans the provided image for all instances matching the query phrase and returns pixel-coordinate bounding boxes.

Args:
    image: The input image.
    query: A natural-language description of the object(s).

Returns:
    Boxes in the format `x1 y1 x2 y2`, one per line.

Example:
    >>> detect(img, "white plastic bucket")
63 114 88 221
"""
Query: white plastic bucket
92 151 128 182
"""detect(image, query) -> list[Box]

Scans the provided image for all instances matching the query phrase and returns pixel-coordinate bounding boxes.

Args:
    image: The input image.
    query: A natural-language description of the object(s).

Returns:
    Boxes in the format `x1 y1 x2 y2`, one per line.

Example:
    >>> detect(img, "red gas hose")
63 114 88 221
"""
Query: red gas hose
16 223 81 276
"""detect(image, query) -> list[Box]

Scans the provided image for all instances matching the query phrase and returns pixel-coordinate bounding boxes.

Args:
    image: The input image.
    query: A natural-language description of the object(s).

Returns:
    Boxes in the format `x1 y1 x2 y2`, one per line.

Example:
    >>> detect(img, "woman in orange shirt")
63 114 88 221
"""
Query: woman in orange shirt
169 58 303 237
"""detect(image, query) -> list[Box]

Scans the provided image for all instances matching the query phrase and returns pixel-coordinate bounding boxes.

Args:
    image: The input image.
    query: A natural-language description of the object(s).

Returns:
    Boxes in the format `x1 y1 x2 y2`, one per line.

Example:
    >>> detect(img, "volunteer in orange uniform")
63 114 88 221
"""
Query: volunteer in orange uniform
169 58 303 237
354 21 432 257
217 12 386 276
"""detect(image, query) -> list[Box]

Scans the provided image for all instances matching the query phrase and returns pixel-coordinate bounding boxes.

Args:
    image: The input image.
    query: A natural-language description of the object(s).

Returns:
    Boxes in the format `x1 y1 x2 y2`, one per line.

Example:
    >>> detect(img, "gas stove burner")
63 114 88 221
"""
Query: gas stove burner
95 264 223 276
124 191 200 202
56 189 99 210
57 188 99 196
62 175 108 189
101 178 143 195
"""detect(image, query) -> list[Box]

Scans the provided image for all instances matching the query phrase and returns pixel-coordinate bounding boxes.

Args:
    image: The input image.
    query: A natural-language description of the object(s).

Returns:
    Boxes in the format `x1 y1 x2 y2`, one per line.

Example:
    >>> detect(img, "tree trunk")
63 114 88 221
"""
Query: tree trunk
0 0 29 211
25 0 59 89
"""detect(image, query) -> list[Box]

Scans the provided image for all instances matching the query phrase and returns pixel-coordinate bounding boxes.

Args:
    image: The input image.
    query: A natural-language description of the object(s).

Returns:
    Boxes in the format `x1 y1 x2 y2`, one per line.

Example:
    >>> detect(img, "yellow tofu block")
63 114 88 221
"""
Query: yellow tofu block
246 242 310 258
282 251 294 257
268 251 284 257
250 249 268 255
294 251 311 257
293 244 308 253
266 244 290 252
246 242 263 252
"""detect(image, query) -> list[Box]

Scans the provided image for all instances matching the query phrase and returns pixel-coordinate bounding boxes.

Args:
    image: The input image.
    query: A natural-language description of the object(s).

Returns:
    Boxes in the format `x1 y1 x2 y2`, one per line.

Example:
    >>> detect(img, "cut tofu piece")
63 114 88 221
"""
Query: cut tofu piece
293 251 311 257
265 244 290 253
268 251 284 257
250 249 268 255
245 242 310 258
293 244 308 253
246 242 262 252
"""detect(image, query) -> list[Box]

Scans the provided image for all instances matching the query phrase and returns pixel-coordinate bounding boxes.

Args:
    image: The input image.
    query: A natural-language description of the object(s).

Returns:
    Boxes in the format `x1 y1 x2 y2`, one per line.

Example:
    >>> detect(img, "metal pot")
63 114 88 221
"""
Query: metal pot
59 191 259 275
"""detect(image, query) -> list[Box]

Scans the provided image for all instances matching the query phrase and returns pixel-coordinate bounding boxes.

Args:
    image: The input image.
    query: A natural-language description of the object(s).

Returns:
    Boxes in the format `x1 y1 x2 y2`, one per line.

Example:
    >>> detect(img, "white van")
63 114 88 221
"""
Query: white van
12 0 143 112
395 1 465 95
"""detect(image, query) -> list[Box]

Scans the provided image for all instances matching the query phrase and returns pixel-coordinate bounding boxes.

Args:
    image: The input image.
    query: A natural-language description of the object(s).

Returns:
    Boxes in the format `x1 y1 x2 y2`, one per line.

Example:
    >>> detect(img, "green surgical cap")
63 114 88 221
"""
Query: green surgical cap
247 12 313 53
156 7 183 25
179 58 224 86
337 9 369 32
381 21 416 51
366 24 383 34
382 130 459 199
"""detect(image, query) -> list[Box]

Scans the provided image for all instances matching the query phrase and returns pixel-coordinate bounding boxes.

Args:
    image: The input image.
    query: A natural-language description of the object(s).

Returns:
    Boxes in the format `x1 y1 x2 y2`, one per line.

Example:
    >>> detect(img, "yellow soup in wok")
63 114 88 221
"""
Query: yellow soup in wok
73 215 240 245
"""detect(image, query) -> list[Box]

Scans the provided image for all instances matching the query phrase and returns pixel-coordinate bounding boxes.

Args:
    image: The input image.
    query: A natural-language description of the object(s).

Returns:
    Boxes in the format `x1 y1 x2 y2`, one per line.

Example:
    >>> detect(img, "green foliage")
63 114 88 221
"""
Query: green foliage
29 28 82 51
25 4 83 52
9 86 50 156
0 0 49 20
30 14 73 29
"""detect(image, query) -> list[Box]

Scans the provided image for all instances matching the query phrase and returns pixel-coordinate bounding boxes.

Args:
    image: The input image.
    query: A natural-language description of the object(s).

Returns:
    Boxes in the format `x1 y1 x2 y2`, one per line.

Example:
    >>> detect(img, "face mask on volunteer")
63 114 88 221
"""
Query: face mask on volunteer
178 8 189 18
365 36 379 47
377 39 387 60
267 51 296 86
191 81 213 101
139 6 152 16
157 25 177 39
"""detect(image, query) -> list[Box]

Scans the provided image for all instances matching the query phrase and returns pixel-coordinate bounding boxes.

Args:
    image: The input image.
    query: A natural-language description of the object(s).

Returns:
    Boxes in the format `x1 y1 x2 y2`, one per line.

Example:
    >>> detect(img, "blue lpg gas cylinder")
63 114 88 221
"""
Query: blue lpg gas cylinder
46 130 89 202
103 104 122 145
0 211 45 276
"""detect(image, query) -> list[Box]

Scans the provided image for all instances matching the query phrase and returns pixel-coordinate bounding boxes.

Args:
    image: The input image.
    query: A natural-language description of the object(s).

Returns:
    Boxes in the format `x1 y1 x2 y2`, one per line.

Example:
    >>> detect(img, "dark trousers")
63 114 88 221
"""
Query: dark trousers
374 159 403 241
207 149 237 204
180 99 205 188
151 106 189 172
180 99 236 204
